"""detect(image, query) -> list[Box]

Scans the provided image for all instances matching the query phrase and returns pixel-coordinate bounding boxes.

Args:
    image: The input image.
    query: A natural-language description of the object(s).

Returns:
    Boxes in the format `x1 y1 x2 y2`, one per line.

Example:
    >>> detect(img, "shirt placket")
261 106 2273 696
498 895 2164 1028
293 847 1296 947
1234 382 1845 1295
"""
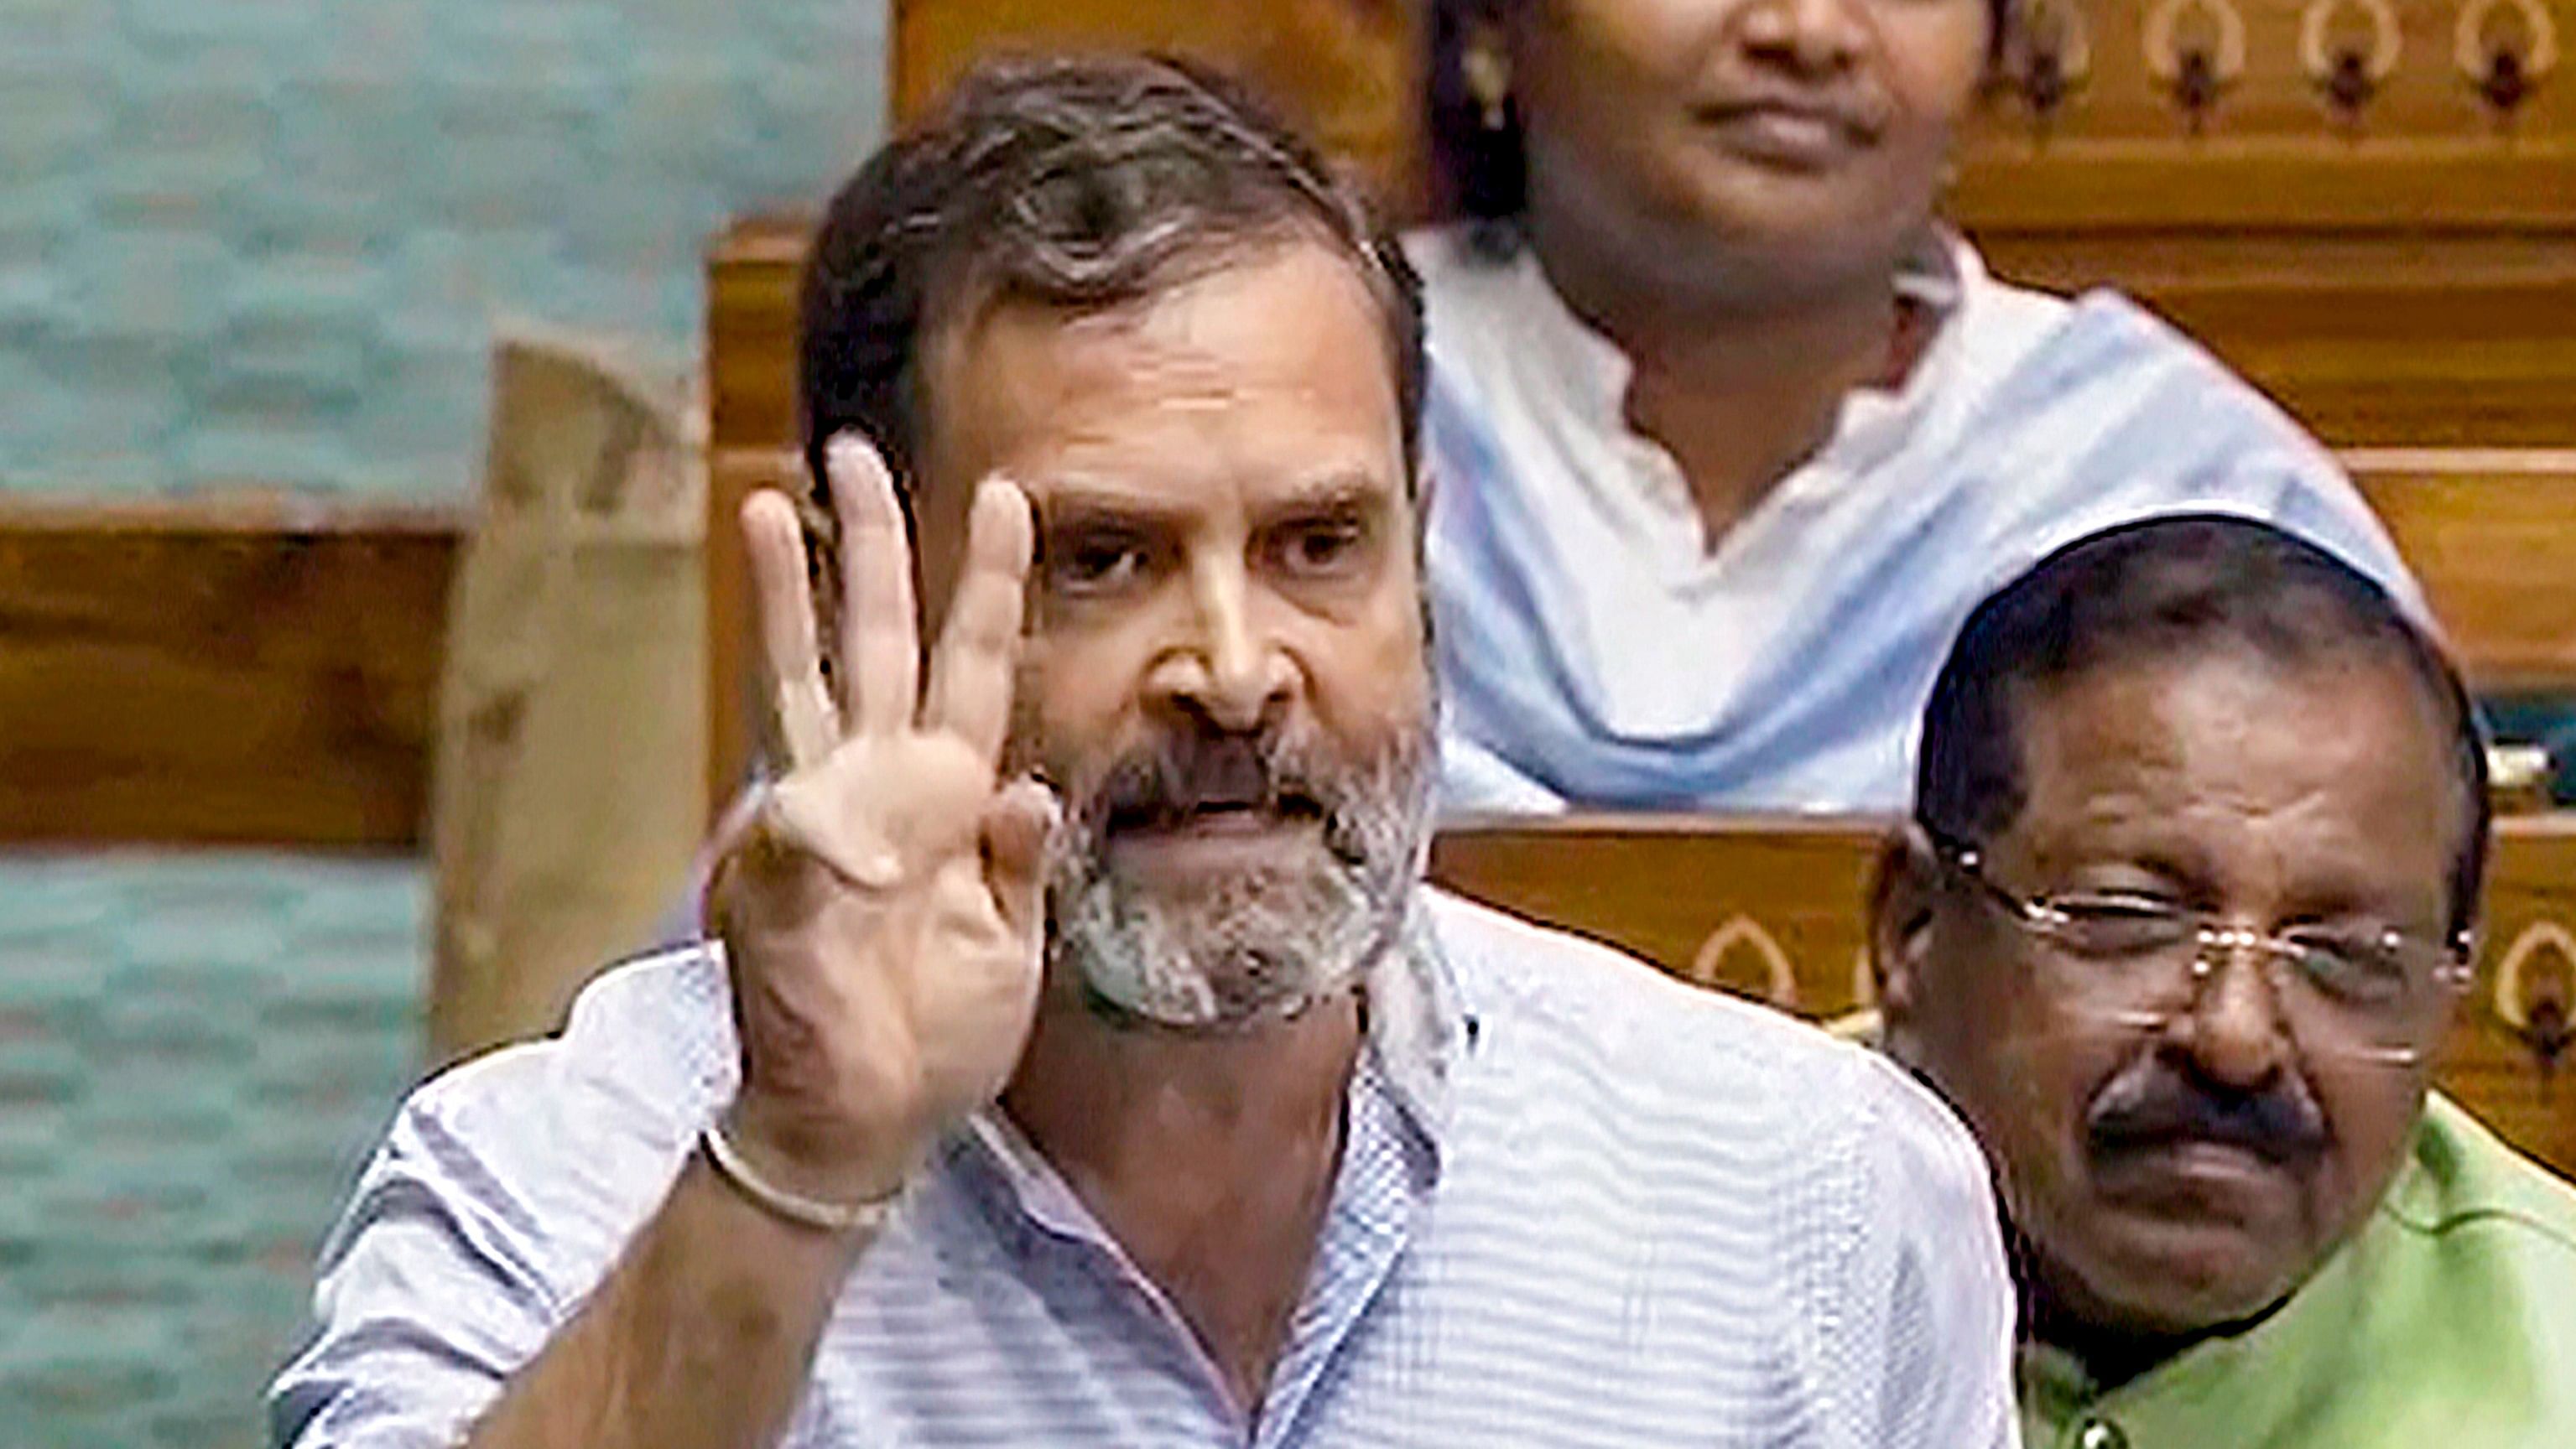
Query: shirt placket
957 1118 1246 1441
1247 1054 1431 1449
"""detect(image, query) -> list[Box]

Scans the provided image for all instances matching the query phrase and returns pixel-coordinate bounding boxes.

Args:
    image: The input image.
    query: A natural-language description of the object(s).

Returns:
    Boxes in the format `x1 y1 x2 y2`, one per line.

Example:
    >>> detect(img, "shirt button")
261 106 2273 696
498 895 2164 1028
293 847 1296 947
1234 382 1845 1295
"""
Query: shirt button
2076 1420 2128 1449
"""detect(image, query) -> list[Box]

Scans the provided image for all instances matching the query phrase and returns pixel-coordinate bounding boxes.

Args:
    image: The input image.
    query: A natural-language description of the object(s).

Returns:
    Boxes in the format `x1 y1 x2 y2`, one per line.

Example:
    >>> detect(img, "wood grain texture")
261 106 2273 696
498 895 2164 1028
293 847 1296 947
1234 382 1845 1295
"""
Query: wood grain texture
0 496 461 847
1961 0 2576 150
892 0 1422 198
2353 450 2576 688
1431 813 2576 1182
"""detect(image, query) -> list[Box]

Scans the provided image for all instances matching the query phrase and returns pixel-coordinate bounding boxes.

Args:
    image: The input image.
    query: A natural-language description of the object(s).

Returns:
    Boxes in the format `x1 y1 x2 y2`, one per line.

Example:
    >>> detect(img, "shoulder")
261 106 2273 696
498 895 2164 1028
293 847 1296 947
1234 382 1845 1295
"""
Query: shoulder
1946 284 2418 597
1401 222 1542 368
382 943 737 1265
1424 890 1989 1193
2397 1093 2576 1261
2025 288 2330 463
414 941 735 1141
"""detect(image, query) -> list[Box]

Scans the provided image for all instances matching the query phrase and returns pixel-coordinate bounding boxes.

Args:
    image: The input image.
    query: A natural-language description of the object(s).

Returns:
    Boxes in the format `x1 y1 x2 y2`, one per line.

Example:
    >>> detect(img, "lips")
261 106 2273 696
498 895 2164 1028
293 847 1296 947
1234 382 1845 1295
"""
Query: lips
2089 1121 2311 1171
1690 95 1884 164
1104 791 1324 838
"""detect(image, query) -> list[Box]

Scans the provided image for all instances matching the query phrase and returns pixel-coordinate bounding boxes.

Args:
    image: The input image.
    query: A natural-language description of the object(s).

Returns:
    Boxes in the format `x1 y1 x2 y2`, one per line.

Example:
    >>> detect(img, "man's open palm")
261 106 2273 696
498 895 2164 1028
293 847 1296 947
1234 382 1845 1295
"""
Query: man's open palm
711 436 1052 1203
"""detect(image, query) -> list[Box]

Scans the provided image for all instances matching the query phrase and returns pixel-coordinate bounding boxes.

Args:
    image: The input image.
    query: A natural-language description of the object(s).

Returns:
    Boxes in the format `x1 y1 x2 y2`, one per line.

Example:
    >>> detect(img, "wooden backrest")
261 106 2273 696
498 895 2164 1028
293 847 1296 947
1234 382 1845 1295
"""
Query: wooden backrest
0 496 460 847
1429 813 2576 1179
892 0 1420 195
2349 449 2576 689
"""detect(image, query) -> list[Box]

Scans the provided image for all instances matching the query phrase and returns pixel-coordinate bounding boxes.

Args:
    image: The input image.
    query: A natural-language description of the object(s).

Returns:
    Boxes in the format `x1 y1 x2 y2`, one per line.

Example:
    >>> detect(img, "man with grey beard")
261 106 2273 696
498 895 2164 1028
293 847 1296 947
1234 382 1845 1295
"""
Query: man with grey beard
272 55 2019 1449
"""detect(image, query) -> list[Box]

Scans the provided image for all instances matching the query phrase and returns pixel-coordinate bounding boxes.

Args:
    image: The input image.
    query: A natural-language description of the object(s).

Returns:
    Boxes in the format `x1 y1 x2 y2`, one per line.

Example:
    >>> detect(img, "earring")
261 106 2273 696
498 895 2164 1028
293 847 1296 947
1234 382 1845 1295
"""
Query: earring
1464 32 1512 131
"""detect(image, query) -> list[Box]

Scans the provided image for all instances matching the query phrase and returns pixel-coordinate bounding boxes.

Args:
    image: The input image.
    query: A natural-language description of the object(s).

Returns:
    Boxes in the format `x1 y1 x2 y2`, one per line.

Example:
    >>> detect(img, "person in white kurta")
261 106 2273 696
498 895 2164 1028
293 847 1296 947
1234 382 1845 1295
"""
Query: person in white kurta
1413 226 2417 812
1418 0 2417 813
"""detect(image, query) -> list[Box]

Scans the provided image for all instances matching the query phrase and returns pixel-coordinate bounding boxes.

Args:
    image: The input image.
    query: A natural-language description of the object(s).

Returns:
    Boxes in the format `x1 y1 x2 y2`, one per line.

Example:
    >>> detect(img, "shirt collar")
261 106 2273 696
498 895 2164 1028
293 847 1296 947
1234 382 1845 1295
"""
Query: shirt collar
947 890 1474 1239
1488 226 1980 444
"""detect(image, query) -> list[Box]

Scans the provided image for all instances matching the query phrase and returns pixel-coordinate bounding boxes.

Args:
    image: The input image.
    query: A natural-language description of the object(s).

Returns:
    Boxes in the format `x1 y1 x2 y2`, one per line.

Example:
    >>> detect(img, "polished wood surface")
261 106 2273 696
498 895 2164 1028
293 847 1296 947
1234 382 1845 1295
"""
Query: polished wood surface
1961 0 2574 150
2353 449 2576 688
703 225 809 807
1431 813 2576 1180
0 495 461 847
893 0 1422 197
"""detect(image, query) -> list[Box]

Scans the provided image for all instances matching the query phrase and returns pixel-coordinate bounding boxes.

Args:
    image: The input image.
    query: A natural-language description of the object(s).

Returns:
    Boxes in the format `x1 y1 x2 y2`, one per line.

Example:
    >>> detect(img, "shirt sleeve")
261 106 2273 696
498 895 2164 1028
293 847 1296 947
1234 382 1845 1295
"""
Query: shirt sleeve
268 951 728 1448
1845 1052 2023 1449
267 1067 573 1448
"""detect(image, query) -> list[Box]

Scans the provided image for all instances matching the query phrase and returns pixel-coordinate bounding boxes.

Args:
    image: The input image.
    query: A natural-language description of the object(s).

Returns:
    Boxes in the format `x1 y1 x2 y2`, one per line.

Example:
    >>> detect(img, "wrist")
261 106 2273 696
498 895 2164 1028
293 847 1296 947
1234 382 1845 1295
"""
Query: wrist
700 1118 905 1238
717 1091 921 1211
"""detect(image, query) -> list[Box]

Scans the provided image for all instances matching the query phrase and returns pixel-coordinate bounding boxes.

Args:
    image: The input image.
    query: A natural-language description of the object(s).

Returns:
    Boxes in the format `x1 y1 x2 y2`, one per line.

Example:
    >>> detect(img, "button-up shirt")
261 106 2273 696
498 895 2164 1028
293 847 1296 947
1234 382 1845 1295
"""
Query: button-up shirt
2019 1093 2576 1448
272 891 2020 1447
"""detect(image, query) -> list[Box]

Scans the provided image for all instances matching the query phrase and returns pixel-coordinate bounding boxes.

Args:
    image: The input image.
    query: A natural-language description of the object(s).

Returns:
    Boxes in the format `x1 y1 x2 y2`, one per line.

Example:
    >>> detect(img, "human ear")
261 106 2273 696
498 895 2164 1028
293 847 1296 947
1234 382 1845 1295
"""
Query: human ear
1869 823 1947 1043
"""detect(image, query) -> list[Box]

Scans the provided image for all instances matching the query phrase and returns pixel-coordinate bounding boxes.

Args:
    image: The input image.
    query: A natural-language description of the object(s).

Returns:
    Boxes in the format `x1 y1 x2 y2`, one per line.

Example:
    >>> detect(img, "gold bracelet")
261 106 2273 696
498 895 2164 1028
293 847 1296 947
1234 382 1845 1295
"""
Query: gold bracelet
700 1119 904 1236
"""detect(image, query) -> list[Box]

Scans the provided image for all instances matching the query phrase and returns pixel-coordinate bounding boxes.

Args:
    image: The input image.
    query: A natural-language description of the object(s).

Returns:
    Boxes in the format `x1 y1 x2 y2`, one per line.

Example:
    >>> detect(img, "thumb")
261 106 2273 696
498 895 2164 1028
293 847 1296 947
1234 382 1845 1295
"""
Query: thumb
981 776 1060 944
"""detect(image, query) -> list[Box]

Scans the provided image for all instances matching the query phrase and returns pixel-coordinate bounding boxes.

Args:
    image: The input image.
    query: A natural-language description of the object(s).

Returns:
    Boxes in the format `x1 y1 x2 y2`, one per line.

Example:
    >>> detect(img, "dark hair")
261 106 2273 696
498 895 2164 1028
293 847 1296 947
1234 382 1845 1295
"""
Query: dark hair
799 53 1425 525
1427 0 2014 232
1915 514 2491 940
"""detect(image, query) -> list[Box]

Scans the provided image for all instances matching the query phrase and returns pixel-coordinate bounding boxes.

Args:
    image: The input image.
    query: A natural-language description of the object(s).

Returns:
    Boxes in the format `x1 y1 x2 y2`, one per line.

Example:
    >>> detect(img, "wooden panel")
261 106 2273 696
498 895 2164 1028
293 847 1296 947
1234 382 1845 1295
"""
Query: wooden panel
0 496 461 848
704 449 804 812
706 219 807 456
1431 813 2576 1181
1966 226 2576 446
705 227 809 808
1949 0 2576 445
892 0 1421 198
2353 449 2576 688
1959 0 2576 191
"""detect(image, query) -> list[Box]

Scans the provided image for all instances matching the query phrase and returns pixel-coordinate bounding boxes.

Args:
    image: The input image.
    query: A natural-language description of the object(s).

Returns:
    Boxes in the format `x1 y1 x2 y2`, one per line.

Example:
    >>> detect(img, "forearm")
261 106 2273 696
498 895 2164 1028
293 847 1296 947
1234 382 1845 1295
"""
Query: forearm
467 1153 867 1449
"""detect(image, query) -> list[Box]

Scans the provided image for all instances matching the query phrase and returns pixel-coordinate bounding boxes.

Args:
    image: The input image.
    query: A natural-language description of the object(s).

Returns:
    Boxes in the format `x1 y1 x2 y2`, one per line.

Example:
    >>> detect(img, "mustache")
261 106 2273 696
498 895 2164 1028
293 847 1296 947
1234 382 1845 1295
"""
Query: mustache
2085 1062 2329 1166
1075 723 1352 836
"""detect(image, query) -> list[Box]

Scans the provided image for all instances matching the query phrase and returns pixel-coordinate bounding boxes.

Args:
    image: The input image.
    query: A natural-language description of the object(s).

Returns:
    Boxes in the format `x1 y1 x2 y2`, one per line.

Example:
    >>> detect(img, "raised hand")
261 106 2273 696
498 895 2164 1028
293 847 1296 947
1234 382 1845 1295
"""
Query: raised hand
710 435 1053 1209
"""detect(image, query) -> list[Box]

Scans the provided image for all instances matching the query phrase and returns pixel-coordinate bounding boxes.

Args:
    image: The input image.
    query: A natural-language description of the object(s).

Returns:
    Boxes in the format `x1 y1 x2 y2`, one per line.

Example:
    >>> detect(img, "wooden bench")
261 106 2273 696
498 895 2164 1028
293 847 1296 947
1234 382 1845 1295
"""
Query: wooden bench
0 495 461 848
1430 813 2576 1181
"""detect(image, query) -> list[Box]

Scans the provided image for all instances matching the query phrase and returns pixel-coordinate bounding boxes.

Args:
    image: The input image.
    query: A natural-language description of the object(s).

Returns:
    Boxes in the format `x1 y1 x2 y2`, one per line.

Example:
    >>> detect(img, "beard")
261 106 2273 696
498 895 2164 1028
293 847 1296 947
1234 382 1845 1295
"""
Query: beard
1033 709 1435 1030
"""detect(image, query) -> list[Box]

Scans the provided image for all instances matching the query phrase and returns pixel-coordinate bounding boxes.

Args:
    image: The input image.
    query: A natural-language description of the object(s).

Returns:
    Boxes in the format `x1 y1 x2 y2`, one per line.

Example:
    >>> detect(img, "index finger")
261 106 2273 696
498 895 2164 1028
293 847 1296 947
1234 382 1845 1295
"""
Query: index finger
741 489 840 771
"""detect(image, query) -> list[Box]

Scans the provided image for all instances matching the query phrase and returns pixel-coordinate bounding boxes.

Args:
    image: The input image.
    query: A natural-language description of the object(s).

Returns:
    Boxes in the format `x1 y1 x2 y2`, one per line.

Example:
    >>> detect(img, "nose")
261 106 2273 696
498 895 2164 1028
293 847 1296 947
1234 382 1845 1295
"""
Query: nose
1737 0 1871 75
2178 931 2296 1089
1145 553 1294 733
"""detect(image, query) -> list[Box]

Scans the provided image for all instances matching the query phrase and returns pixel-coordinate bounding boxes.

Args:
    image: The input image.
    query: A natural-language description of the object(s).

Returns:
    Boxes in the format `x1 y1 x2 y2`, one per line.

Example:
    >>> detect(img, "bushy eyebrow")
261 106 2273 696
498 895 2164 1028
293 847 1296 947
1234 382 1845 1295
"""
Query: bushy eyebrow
1032 468 1395 533
1251 474 1389 525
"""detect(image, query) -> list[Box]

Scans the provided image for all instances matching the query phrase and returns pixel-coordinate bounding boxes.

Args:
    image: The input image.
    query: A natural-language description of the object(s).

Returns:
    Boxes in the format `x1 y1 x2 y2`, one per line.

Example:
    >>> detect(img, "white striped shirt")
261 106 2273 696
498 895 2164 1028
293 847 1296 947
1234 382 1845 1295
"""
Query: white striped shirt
270 891 2019 1447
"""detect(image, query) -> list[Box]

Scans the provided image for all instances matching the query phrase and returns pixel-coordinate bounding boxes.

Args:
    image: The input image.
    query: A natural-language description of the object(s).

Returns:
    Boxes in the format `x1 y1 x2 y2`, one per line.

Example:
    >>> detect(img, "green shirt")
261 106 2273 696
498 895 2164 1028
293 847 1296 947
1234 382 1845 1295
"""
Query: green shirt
2021 1093 2576 1449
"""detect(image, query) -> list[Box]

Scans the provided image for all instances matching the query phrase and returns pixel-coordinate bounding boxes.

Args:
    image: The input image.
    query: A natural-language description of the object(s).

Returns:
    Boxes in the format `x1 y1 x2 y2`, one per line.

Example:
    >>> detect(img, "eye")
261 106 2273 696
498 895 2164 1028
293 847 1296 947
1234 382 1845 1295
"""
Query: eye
1264 512 1371 580
2283 927 2418 1005
2046 895 2195 957
1043 527 1154 598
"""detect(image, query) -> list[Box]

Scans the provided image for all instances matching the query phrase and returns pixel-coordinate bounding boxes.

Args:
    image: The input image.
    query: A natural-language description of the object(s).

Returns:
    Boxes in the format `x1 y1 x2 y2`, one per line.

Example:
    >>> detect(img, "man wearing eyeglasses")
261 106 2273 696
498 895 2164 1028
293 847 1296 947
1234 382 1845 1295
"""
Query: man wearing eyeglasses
1870 514 2576 1448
